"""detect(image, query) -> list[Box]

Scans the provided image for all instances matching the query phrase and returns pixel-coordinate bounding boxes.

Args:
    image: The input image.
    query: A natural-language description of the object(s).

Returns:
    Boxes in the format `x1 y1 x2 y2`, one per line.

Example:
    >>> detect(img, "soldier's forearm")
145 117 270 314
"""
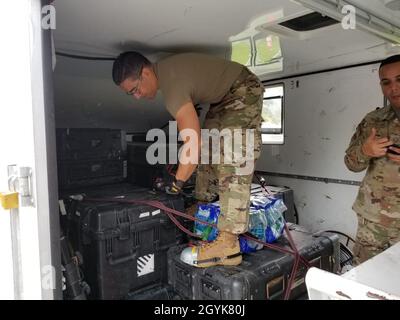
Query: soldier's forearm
344 146 370 172
175 163 198 182
345 157 368 172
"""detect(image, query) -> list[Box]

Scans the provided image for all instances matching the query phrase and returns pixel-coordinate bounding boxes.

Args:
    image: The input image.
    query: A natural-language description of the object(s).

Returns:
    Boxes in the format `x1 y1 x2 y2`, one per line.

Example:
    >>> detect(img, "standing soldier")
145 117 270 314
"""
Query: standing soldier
345 54 400 265
112 52 264 267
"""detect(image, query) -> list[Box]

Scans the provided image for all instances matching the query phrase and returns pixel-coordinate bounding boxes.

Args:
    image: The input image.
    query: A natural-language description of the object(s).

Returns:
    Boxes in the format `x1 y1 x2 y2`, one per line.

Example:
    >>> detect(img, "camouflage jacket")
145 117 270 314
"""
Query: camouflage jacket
345 105 400 225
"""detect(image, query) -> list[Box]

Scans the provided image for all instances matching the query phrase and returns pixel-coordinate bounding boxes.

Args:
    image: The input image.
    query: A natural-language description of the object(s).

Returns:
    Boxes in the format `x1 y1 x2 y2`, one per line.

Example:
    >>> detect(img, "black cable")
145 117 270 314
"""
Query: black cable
254 172 271 194
56 51 116 61
126 120 174 136
322 230 355 244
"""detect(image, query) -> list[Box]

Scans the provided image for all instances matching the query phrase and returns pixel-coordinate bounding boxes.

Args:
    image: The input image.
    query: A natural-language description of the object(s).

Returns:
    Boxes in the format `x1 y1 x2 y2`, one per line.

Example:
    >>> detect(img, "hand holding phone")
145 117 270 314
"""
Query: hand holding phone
387 144 400 155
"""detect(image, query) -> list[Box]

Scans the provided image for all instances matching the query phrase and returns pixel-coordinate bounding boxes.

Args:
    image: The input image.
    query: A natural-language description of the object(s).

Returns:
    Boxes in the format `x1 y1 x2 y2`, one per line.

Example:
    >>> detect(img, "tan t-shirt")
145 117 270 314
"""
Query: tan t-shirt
154 53 243 117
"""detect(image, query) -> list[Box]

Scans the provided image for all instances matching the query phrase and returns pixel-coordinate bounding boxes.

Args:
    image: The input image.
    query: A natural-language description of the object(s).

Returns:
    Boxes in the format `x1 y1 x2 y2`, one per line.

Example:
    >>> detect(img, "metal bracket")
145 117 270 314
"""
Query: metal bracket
8 165 35 207
256 171 361 186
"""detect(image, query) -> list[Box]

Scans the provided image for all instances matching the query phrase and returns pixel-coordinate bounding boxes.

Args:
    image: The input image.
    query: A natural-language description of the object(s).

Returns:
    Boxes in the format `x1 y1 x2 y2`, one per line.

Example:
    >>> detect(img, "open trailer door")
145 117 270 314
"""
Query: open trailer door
0 0 61 300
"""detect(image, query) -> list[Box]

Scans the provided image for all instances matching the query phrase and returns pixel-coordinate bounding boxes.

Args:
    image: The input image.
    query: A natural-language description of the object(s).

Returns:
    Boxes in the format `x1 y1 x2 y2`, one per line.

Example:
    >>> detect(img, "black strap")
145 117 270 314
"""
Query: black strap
194 252 242 265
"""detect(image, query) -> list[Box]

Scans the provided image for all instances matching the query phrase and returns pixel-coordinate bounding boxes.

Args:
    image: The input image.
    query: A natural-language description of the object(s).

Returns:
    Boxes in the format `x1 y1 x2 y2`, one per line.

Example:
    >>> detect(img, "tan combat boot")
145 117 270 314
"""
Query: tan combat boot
180 231 242 268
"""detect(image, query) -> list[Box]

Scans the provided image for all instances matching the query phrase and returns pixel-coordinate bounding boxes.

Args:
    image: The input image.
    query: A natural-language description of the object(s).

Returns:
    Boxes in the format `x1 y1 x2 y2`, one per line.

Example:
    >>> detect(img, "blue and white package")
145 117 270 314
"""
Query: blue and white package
193 203 220 241
239 206 267 253
193 195 286 252
251 195 287 244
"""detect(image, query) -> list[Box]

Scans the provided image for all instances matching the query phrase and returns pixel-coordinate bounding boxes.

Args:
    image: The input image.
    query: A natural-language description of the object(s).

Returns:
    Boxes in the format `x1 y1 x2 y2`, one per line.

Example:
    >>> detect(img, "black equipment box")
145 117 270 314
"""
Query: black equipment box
126 284 182 300
251 184 297 223
56 128 127 190
58 159 127 190
63 184 185 300
167 224 339 300
56 128 125 161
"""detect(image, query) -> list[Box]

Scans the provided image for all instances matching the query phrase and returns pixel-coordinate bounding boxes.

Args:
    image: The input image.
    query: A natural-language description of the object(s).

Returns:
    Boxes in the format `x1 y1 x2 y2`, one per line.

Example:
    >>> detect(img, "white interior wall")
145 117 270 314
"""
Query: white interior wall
54 56 173 131
257 63 384 238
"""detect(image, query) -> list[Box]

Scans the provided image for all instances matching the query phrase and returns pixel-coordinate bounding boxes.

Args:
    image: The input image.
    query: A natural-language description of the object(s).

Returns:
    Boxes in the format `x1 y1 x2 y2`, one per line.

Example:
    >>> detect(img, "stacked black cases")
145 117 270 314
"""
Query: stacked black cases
56 128 127 190
64 184 186 300
167 224 340 300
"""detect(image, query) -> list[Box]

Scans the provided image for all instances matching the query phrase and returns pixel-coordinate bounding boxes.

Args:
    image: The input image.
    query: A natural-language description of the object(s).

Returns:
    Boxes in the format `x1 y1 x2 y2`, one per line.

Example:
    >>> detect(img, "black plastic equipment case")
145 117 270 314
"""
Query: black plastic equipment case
251 184 297 223
59 182 138 199
126 284 182 300
56 128 127 190
56 128 125 161
167 224 339 300
58 159 127 190
64 184 186 300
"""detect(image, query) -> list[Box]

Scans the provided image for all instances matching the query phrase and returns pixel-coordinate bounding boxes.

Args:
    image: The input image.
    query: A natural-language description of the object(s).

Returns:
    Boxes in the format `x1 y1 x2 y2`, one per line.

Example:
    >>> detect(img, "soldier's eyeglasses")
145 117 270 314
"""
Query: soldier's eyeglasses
126 76 142 96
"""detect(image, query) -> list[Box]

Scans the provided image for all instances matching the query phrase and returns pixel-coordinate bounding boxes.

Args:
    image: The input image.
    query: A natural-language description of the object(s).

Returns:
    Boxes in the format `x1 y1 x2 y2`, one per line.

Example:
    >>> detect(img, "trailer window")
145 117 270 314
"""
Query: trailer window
255 35 282 67
262 84 284 144
231 34 283 76
231 38 252 67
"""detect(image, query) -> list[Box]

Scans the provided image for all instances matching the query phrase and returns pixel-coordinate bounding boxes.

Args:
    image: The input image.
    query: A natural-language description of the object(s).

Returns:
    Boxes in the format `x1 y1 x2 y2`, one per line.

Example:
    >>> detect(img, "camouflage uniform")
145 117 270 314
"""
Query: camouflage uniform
345 105 400 265
195 67 264 234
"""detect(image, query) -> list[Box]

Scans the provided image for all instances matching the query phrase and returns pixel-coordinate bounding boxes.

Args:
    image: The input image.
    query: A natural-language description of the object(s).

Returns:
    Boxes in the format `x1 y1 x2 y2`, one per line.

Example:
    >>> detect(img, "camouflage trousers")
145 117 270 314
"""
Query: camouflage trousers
195 68 264 234
353 214 400 265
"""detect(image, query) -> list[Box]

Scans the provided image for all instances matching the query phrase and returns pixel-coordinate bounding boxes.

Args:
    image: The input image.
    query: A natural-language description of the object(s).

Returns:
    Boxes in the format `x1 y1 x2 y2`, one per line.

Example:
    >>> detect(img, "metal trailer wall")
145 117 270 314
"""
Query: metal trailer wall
257 63 383 239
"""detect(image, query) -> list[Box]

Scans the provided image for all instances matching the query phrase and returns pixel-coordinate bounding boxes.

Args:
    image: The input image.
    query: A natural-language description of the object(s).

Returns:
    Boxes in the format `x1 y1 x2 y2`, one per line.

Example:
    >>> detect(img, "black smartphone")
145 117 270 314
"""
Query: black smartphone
388 144 400 155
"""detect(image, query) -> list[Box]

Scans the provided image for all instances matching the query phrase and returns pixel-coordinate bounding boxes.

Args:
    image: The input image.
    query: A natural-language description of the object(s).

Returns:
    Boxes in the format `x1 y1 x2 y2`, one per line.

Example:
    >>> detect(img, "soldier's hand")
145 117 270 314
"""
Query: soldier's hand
165 178 185 195
362 128 393 158
387 145 400 164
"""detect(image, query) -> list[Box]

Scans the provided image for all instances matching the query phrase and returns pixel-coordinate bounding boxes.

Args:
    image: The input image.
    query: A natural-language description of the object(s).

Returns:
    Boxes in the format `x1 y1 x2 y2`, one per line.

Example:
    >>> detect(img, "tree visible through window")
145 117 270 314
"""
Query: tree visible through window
231 38 252 67
255 35 282 66
230 35 283 76
262 84 284 144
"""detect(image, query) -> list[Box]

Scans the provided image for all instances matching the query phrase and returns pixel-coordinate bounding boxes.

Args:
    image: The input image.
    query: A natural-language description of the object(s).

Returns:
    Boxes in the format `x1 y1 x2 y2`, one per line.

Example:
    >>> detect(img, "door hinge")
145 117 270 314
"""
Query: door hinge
7 165 34 207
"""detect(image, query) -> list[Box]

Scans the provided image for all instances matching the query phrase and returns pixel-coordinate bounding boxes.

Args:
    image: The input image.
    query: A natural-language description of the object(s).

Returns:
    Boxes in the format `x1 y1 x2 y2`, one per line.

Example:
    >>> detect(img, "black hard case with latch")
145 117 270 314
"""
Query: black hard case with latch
167 224 339 300
64 184 185 299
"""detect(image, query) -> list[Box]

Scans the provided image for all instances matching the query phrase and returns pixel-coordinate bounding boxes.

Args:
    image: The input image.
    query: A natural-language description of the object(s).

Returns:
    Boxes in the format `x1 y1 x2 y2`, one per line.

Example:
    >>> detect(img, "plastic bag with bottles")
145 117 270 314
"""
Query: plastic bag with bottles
193 195 287 253
239 195 287 253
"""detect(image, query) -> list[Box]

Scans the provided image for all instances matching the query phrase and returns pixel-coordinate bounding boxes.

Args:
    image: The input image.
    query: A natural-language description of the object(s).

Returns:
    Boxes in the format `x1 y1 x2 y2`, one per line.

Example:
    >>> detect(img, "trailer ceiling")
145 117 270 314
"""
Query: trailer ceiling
53 0 400 130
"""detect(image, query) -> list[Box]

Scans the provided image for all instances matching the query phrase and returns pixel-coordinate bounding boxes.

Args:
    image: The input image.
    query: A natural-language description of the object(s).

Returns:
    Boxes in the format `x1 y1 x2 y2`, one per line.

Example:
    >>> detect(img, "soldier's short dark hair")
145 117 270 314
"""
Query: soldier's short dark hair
112 51 152 85
379 54 400 69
